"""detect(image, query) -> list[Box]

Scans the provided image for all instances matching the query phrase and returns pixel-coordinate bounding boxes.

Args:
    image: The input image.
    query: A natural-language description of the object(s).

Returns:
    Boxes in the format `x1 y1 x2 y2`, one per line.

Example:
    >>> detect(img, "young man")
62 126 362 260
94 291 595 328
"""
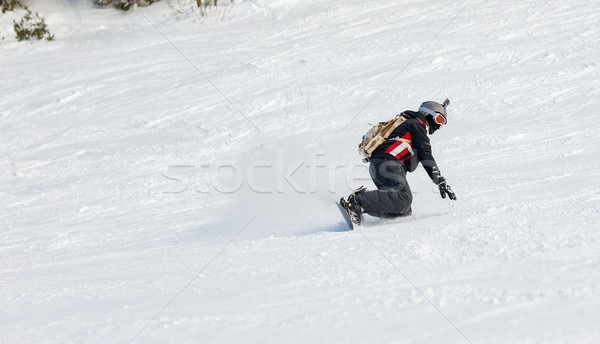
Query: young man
341 99 457 224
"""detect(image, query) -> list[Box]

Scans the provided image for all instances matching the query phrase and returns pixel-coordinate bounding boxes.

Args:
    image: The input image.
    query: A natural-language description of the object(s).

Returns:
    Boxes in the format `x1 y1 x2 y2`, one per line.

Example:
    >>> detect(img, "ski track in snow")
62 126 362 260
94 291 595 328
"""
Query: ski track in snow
1 0 600 343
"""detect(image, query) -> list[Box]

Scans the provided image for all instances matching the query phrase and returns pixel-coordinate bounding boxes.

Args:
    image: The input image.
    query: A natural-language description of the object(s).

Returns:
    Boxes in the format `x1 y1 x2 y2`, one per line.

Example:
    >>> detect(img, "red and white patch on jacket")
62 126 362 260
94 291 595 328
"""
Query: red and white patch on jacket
384 132 413 160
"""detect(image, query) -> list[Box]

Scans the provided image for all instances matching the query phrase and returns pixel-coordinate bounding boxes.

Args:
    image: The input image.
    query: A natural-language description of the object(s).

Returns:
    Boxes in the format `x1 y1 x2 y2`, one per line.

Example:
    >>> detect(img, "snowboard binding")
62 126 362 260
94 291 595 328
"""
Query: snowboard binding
340 186 366 225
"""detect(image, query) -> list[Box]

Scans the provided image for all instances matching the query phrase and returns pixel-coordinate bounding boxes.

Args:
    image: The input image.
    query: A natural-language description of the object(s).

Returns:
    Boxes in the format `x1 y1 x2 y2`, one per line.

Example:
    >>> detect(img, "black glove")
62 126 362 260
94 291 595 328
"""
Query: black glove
437 177 457 200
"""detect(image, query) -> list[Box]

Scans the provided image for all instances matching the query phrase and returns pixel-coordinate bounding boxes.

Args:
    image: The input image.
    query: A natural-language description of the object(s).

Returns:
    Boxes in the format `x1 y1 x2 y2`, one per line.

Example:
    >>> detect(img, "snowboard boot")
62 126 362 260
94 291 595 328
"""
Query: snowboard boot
398 207 412 217
340 186 366 225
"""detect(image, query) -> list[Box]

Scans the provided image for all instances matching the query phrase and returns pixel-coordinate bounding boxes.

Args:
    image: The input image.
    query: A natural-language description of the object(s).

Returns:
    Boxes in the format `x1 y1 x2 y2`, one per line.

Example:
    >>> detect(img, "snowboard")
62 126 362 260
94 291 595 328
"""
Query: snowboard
335 201 355 230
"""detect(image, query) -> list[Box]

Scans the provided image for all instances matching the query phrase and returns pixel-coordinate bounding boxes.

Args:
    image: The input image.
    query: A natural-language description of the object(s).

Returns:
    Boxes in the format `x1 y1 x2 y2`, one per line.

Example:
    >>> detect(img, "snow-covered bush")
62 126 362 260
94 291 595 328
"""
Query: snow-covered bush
2 1 54 41
13 7 54 41
1 0 22 13
93 0 159 11
196 0 219 15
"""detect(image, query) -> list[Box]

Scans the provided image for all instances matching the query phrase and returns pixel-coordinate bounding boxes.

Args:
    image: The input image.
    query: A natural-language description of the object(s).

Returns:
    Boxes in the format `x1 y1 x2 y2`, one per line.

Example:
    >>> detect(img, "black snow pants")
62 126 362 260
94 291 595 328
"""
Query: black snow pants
354 158 413 218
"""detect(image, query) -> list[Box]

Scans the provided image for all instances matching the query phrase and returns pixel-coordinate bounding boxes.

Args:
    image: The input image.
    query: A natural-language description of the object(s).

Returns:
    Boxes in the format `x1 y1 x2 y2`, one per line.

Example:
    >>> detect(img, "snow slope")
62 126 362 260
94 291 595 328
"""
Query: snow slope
1 0 600 343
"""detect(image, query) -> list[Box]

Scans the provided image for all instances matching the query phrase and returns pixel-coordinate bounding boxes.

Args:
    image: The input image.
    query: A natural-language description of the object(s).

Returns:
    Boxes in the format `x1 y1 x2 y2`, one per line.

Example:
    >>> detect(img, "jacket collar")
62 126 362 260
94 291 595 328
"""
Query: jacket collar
404 110 430 132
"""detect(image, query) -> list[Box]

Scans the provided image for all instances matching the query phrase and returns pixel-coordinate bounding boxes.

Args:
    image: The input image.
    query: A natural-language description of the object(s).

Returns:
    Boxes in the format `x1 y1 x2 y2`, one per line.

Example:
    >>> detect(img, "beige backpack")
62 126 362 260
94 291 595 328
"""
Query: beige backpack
358 113 411 159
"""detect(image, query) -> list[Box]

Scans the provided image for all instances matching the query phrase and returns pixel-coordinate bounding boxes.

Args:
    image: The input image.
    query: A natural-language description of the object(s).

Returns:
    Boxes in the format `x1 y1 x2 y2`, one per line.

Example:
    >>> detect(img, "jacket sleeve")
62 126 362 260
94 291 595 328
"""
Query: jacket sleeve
408 121 443 184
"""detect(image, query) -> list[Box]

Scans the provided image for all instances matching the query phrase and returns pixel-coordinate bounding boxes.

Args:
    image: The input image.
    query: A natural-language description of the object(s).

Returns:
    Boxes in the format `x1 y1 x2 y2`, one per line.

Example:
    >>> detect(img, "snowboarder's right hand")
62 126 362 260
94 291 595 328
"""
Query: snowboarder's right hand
438 178 457 200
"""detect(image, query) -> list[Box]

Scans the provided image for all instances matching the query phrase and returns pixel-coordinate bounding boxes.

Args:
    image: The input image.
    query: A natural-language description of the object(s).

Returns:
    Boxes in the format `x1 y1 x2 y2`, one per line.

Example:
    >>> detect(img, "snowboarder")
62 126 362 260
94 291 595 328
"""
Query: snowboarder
341 99 457 224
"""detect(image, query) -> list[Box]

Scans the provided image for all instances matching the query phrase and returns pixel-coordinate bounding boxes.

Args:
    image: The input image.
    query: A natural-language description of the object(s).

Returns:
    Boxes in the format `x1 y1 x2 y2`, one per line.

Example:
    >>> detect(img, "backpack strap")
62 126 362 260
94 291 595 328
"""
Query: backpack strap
381 113 408 138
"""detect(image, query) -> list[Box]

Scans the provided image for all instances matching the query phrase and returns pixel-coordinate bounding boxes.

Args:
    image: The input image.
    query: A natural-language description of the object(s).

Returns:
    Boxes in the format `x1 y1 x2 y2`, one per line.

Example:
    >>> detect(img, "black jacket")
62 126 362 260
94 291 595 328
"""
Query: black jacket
370 111 443 184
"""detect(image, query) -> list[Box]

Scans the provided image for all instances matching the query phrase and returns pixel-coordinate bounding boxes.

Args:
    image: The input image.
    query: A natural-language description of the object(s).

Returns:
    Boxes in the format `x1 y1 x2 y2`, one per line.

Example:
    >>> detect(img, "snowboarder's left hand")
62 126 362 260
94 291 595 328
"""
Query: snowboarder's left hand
438 178 457 200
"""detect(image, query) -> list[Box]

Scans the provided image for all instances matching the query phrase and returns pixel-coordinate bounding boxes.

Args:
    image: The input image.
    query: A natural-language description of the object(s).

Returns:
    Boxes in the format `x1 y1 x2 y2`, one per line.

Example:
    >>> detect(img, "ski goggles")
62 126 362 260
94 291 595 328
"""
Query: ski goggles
420 107 447 126
432 112 446 126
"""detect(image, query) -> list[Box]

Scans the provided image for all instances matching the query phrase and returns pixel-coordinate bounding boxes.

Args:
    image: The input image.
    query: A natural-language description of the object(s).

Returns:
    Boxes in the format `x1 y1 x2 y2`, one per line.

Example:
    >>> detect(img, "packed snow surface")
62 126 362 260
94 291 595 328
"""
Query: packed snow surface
1 0 600 343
